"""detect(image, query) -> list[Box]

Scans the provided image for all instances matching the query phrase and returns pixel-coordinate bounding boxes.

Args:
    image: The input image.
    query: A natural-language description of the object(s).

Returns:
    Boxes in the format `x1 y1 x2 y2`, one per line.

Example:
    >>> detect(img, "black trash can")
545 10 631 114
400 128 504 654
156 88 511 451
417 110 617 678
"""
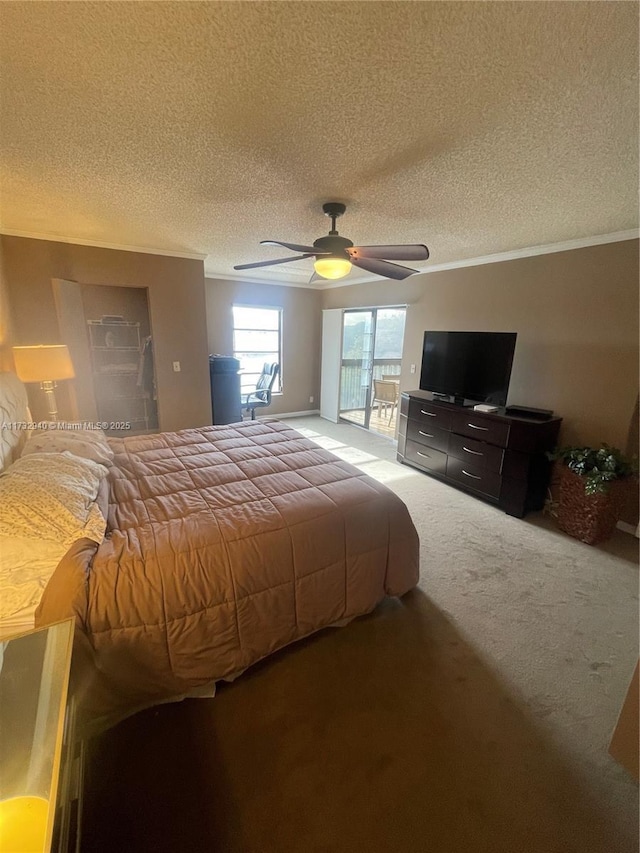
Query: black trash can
209 355 242 425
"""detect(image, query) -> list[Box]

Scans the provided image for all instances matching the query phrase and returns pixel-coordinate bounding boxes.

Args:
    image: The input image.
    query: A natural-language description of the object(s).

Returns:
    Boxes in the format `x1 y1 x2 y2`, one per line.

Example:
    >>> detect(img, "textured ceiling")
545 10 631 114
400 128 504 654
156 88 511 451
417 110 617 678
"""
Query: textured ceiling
0 1 638 285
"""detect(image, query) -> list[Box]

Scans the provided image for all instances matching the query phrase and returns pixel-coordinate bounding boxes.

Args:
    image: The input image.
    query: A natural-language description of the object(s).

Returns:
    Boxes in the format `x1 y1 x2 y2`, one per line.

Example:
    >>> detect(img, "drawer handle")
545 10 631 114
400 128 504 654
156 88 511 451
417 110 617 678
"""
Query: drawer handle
417 451 432 459
420 410 437 417
462 445 484 456
462 469 482 480
418 430 434 438
467 423 489 431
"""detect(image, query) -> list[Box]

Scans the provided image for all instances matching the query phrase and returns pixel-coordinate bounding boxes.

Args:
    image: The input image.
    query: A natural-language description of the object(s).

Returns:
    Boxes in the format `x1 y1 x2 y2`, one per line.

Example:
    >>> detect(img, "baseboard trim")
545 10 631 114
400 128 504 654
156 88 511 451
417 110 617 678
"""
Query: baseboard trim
617 520 640 538
272 409 321 419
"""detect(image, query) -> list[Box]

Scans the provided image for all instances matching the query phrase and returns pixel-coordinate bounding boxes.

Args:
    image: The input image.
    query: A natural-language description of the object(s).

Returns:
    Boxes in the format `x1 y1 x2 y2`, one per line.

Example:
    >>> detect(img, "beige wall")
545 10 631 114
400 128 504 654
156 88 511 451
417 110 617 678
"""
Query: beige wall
1 236 211 431
81 283 152 337
3 234 637 452
205 277 322 416
323 240 639 451
0 243 14 371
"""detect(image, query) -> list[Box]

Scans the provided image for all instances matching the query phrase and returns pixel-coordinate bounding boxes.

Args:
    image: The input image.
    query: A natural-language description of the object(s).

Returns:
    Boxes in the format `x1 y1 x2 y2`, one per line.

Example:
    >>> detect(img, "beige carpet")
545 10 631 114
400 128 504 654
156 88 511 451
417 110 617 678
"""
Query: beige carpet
83 416 639 853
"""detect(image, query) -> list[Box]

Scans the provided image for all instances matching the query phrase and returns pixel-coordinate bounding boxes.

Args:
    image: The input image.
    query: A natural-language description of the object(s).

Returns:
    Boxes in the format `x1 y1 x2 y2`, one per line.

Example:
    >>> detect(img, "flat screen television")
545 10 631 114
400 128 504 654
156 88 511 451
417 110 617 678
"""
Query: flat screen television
419 331 517 407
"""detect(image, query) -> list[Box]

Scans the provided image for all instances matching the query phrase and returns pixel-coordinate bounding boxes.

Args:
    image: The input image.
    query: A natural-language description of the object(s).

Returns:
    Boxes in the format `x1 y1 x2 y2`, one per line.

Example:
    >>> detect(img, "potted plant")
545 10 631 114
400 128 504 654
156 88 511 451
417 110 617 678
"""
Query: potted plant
547 444 637 545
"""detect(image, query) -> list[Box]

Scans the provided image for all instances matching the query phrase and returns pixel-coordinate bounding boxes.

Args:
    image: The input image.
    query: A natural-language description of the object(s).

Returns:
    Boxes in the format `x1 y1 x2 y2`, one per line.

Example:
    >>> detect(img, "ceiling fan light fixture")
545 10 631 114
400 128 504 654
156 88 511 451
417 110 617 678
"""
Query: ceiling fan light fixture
235 202 429 280
313 256 352 280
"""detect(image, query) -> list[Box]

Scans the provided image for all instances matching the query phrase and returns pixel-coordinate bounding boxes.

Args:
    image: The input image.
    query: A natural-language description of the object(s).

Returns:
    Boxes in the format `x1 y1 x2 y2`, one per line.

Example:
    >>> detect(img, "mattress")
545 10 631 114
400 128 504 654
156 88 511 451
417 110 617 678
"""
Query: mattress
36 418 420 731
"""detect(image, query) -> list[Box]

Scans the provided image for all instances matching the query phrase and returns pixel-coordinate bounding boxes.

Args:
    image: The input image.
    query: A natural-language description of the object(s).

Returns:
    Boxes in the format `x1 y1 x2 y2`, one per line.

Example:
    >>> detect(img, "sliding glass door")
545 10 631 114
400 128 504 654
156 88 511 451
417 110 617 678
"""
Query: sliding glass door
338 307 406 432
339 310 376 429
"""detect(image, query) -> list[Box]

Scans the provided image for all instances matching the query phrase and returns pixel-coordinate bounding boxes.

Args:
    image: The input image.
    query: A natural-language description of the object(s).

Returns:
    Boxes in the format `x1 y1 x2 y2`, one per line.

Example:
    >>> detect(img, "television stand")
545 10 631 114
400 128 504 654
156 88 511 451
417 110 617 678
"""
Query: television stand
397 390 562 517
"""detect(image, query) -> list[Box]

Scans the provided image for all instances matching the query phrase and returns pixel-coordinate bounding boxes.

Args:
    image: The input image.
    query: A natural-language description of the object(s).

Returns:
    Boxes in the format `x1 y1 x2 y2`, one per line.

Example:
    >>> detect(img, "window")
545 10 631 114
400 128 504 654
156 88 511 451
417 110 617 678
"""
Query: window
232 305 282 394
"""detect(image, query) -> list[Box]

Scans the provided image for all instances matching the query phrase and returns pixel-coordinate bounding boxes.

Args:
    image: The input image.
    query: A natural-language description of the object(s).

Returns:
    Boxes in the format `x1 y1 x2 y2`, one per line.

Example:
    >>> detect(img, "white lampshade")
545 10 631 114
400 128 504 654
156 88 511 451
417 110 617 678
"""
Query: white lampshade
313 257 352 280
12 345 75 383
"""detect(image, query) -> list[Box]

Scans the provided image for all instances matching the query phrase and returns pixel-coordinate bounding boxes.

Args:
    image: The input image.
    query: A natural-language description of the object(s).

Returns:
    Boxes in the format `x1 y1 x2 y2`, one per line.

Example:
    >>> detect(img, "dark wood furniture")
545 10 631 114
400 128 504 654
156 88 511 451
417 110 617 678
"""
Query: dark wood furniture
397 390 562 517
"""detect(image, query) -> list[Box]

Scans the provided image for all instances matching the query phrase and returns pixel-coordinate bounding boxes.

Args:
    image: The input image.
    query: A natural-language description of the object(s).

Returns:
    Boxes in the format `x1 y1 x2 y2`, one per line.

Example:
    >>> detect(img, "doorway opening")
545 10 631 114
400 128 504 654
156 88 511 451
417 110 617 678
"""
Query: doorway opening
82 285 158 434
53 279 158 434
339 307 406 438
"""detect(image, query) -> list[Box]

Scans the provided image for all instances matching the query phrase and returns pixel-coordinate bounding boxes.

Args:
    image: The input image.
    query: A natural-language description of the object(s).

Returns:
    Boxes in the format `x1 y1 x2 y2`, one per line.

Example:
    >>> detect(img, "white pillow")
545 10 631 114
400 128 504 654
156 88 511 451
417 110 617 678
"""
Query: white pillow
0 451 107 546
0 371 30 472
22 425 114 467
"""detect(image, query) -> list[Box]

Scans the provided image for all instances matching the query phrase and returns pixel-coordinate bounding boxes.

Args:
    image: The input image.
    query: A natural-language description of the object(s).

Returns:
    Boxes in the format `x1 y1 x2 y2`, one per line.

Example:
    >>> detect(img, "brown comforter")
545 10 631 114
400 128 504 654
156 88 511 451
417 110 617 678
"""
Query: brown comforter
36 420 419 730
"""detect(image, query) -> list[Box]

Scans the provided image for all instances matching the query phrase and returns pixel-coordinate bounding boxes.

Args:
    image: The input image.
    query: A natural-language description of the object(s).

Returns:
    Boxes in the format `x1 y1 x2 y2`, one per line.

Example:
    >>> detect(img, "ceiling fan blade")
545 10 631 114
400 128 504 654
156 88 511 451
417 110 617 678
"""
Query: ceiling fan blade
347 244 429 261
308 271 324 285
260 240 330 255
234 253 315 271
351 257 418 280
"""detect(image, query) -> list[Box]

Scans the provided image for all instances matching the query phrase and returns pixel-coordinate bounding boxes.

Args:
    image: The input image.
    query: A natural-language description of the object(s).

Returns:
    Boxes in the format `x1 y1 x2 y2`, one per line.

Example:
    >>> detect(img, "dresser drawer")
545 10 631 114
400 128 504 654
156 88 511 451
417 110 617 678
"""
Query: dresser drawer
446 456 502 499
407 398 452 431
448 432 504 473
451 410 510 447
406 420 450 453
404 440 448 475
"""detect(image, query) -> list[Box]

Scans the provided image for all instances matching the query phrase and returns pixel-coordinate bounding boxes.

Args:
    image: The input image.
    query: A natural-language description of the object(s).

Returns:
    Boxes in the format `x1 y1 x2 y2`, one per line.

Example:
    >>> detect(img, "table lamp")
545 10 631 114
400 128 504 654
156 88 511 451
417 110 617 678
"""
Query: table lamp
12 345 75 422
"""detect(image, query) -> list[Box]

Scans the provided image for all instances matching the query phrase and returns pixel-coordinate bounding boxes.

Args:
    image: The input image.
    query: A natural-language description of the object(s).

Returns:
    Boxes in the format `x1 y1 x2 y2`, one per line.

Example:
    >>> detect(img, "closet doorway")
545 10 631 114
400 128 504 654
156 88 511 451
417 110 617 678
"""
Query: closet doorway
339 307 406 437
82 285 158 434
53 280 158 434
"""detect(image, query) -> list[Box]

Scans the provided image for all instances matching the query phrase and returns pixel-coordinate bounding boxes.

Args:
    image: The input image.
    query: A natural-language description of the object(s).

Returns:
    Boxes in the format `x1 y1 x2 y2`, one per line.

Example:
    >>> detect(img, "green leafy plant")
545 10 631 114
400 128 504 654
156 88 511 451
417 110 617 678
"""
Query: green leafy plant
548 444 637 495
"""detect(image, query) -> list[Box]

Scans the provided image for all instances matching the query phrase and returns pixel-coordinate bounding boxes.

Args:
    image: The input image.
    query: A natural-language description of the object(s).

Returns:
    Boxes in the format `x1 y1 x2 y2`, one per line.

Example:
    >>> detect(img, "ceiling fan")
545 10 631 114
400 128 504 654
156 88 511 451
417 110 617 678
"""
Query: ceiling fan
233 202 430 282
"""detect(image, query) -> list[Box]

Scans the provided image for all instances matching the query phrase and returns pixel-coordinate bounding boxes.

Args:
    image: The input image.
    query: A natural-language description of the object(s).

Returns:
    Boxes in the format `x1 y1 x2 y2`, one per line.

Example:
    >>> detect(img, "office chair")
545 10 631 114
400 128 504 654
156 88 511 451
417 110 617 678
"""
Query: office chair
243 362 280 420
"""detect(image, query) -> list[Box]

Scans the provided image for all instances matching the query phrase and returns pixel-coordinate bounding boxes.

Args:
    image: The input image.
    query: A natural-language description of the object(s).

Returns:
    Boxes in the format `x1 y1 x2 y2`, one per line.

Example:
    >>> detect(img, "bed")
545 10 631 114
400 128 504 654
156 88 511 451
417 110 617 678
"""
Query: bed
0 371 419 732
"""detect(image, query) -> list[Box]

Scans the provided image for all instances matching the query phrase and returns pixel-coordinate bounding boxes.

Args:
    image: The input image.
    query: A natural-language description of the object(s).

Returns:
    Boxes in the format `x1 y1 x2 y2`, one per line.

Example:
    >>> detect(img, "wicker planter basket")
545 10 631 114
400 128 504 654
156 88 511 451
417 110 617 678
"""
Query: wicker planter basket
556 464 627 545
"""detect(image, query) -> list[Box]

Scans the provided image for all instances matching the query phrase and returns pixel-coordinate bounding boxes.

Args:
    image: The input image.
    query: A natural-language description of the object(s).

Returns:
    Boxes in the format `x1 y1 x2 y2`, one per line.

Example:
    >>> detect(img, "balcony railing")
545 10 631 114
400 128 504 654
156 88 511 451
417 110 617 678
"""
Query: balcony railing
339 358 401 412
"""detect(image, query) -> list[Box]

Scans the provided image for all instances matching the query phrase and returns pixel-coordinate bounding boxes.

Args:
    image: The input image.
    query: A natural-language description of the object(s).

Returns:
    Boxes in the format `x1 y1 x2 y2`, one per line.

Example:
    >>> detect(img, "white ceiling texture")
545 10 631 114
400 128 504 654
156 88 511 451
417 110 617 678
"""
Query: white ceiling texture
0 1 638 287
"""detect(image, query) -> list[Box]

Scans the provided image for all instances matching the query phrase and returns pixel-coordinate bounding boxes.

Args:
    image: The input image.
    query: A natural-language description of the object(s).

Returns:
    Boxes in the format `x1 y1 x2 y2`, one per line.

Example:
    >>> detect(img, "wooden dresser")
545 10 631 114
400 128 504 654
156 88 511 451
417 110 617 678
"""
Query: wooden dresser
397 390 562 517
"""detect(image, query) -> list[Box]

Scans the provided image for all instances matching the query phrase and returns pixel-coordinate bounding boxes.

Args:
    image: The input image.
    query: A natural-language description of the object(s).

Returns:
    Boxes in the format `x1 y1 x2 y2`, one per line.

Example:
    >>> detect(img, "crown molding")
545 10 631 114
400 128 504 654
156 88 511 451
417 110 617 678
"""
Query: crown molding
205 271 320 289
422 229 640 274
2 226 636 288
0 228 208 261
204 270 373 289
319 229 640 289
207 228 639 289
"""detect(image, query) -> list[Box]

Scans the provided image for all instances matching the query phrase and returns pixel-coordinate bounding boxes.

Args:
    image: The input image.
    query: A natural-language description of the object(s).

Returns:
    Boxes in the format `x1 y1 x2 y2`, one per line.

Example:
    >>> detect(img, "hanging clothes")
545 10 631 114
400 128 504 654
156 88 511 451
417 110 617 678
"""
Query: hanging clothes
137 336 156 400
